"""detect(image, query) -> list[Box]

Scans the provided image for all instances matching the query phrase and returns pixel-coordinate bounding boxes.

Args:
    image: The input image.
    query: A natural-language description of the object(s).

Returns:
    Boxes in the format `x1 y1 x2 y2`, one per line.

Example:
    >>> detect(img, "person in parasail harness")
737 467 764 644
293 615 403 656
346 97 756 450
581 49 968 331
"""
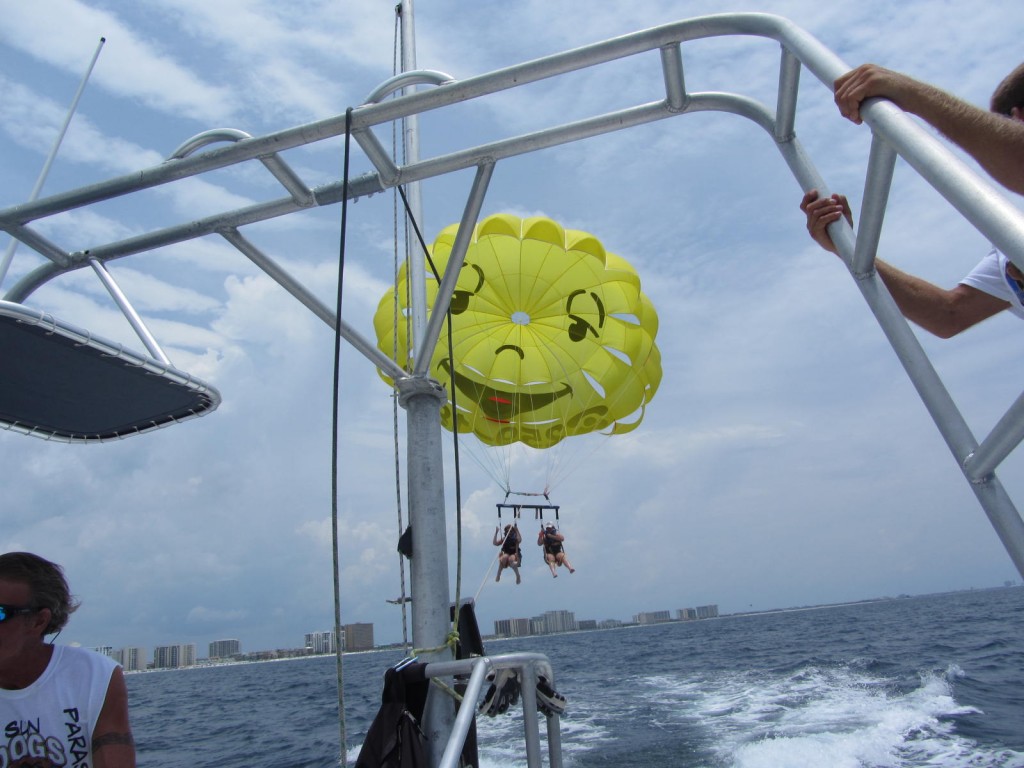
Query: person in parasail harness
538 523 575 578
493 523 522 584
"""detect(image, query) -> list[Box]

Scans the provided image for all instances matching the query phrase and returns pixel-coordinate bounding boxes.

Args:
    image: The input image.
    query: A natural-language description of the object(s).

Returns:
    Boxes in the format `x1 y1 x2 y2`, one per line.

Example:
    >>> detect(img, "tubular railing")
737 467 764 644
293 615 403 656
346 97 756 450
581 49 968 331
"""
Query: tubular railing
425 652 563 768
2 3 1024 672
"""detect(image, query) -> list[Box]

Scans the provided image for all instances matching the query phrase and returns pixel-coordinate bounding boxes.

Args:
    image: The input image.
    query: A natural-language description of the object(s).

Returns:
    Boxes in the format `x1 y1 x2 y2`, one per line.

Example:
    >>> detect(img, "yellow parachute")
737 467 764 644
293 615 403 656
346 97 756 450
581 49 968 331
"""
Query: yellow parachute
374 213 661 449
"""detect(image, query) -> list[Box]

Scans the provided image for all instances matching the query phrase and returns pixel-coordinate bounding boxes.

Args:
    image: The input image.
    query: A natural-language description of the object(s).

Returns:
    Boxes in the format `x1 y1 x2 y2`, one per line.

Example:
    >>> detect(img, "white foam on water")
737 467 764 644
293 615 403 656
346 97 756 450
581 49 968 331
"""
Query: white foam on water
349 663 1024 767
635 664 1024 768
473 700 612 768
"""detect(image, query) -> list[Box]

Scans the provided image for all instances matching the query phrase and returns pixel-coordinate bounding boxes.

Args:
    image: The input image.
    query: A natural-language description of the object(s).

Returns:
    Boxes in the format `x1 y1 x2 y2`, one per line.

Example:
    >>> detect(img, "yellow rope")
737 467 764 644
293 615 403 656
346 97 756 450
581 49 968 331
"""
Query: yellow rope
412 629 460 657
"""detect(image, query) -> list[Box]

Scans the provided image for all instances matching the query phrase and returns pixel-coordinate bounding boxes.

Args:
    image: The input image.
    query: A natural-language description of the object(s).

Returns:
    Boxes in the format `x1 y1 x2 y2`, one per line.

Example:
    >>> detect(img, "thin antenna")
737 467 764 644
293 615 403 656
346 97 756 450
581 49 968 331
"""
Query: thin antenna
0 36 106 289
398 1 428 353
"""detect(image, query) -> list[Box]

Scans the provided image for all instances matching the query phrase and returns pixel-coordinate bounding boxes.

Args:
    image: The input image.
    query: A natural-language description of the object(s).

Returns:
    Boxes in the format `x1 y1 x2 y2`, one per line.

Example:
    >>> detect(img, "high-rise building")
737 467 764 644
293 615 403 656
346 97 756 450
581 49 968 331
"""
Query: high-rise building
343 623 374 652
494 617 531 637
696 604 719 619
118 647 147 672
542 610 577 634
635 610 671 625
152 644 197 669
305 630 339 654
677 608 697 621
209 639 241 659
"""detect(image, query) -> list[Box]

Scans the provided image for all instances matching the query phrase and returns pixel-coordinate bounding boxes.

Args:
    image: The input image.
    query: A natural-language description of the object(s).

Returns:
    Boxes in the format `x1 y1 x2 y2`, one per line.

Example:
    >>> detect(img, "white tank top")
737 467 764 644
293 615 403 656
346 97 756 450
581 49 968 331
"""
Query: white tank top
0 644 117 766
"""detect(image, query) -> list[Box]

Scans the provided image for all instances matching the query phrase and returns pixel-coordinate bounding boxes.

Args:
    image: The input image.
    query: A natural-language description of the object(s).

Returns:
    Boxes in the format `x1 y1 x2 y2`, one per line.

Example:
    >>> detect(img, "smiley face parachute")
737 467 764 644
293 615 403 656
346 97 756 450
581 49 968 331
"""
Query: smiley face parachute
373 213 661 488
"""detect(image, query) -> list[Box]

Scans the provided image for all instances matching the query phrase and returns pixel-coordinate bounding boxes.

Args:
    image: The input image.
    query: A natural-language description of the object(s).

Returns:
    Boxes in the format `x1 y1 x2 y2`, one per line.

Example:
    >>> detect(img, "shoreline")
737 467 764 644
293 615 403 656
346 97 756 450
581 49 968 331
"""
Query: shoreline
120 584 1021 673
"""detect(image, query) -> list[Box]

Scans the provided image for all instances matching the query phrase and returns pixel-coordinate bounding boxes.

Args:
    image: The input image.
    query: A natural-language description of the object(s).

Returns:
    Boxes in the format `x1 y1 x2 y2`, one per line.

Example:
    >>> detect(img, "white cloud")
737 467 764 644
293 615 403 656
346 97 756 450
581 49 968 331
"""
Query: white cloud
2 0 1023 662
187 606 249 624
1 1 238 123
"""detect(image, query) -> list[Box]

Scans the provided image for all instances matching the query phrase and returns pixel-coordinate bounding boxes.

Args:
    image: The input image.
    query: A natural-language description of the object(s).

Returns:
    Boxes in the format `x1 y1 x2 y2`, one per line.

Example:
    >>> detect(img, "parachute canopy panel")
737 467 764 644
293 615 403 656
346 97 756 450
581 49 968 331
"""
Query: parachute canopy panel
0 301 220 442
374 214 662 449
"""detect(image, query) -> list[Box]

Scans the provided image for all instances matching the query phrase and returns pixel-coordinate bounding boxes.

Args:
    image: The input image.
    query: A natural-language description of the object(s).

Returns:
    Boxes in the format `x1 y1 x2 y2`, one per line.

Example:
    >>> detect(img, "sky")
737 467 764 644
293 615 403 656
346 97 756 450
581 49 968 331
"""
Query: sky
2 0 1024 657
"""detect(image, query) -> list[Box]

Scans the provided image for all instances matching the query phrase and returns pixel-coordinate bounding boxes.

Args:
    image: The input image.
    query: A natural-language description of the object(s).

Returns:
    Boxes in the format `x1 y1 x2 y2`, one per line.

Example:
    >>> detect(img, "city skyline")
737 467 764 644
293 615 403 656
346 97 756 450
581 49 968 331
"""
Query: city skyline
76 578 1022 656
91 622 375 670
89 584 1020 671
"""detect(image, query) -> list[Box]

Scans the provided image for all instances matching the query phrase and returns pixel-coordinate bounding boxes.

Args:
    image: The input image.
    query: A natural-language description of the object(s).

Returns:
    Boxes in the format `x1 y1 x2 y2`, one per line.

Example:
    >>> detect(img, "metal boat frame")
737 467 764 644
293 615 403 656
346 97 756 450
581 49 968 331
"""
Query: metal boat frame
3 12 1024 766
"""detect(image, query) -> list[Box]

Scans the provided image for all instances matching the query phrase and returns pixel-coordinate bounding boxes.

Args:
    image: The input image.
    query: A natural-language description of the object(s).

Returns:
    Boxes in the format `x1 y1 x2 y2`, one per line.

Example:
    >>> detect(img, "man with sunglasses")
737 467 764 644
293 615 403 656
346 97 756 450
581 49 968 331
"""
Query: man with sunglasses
0 552 135 767
800 61 1024 338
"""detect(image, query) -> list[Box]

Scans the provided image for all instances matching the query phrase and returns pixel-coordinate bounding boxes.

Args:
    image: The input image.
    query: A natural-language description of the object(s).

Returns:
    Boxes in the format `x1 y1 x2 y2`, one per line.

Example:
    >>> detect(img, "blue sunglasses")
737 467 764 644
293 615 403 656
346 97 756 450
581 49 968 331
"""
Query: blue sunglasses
0 604 38 623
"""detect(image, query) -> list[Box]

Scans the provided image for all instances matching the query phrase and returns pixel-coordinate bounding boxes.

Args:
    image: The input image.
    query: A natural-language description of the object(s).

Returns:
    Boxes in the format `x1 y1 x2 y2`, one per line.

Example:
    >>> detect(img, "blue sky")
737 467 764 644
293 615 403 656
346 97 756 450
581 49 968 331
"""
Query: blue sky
2 0 1024 655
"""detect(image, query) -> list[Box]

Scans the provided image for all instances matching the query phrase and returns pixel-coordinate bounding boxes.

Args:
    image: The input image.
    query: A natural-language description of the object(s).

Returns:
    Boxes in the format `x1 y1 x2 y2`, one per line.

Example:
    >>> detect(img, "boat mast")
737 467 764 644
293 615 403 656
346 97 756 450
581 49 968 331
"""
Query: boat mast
399 0 428 346
397 2 458 764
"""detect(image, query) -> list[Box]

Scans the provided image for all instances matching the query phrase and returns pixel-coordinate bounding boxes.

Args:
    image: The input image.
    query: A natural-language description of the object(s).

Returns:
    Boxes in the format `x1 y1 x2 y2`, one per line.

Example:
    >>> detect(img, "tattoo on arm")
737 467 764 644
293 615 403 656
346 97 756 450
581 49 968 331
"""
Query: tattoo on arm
93 732 135 749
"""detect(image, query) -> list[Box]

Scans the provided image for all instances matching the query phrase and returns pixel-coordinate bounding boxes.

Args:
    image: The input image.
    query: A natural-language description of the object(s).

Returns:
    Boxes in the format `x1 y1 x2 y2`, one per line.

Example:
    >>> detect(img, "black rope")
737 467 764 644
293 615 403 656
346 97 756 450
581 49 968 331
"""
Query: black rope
330 107 354 768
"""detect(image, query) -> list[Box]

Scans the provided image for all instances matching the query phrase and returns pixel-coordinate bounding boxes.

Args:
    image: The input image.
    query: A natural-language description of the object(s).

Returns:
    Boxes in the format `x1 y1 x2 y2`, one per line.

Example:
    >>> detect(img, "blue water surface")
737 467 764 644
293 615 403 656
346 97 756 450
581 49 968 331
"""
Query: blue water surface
127 586 1024 767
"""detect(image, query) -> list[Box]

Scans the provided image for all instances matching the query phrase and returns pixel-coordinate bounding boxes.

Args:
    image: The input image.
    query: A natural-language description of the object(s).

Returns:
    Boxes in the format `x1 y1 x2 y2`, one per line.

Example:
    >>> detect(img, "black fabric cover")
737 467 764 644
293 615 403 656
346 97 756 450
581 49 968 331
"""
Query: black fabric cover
356 600 486 768
397 525 413 558
451 600 484 661
0 310 218 440
355 663 430 768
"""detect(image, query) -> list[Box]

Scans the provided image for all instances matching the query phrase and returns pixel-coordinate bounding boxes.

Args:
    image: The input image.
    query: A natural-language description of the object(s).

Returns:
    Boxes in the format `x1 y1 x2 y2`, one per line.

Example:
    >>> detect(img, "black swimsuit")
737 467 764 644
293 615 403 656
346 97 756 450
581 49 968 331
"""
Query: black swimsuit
544 534 562 555
501 533 518 555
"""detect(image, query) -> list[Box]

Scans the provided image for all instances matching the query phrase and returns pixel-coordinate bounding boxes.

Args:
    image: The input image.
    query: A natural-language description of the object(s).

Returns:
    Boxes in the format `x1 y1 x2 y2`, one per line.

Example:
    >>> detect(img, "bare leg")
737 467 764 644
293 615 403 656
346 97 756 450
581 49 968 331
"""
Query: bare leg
558 553 575 574
512 562 521 585
546 554 558 577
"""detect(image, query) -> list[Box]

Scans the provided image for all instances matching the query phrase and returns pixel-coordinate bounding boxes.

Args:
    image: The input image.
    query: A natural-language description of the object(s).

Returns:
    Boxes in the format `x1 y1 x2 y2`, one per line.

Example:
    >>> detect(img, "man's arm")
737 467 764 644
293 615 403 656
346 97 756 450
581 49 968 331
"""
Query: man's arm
873 261 1008 338
800 189 1008 337
833 64 1024 195
92 668 136 768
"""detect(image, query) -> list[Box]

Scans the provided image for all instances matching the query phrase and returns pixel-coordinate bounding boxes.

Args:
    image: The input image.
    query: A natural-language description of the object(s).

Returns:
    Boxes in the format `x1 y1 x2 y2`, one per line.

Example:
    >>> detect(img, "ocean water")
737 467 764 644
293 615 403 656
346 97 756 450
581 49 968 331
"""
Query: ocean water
126 587 1024 767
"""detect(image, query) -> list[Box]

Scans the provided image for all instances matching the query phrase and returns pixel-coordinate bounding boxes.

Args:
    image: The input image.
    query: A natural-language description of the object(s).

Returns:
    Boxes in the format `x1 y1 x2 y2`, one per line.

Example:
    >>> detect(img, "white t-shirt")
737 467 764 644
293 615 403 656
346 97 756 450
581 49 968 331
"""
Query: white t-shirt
0 644 118 767
960 247 1024 319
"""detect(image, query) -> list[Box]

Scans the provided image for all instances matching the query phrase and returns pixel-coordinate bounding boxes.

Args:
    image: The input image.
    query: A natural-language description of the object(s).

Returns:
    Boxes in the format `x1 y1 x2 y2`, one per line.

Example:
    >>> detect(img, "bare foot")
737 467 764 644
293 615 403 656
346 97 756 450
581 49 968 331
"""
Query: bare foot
552 573 558 578
495 574 500 582
516 573 521 585
569 568 575 574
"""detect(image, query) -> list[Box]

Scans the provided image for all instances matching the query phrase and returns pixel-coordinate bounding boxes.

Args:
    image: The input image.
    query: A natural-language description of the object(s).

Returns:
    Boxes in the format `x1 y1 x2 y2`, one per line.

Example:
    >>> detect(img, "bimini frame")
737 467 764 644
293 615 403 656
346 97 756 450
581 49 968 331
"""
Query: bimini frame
3 13 1024 766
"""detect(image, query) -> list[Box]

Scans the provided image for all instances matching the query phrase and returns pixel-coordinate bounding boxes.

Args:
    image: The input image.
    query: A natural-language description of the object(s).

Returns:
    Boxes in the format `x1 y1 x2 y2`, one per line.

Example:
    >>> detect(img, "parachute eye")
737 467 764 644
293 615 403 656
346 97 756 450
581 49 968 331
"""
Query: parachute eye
451 290 471 315
567 315 594 342
565 289 605 342
450 264 485 315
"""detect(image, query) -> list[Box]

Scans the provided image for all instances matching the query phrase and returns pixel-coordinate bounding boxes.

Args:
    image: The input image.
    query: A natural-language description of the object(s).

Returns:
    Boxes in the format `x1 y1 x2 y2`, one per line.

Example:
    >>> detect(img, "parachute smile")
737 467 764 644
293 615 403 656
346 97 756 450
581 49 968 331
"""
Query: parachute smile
439 359 573 422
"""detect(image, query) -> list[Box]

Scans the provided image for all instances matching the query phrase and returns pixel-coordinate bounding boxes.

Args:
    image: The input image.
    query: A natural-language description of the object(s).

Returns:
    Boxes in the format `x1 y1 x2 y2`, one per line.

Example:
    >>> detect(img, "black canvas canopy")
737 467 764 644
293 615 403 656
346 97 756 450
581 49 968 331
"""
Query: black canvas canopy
0 301 220 442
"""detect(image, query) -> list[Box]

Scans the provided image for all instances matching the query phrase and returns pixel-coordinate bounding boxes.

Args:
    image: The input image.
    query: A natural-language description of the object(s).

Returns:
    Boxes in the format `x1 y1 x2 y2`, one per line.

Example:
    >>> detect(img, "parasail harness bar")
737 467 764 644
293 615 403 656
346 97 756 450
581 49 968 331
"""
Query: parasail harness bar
497 503 561 521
